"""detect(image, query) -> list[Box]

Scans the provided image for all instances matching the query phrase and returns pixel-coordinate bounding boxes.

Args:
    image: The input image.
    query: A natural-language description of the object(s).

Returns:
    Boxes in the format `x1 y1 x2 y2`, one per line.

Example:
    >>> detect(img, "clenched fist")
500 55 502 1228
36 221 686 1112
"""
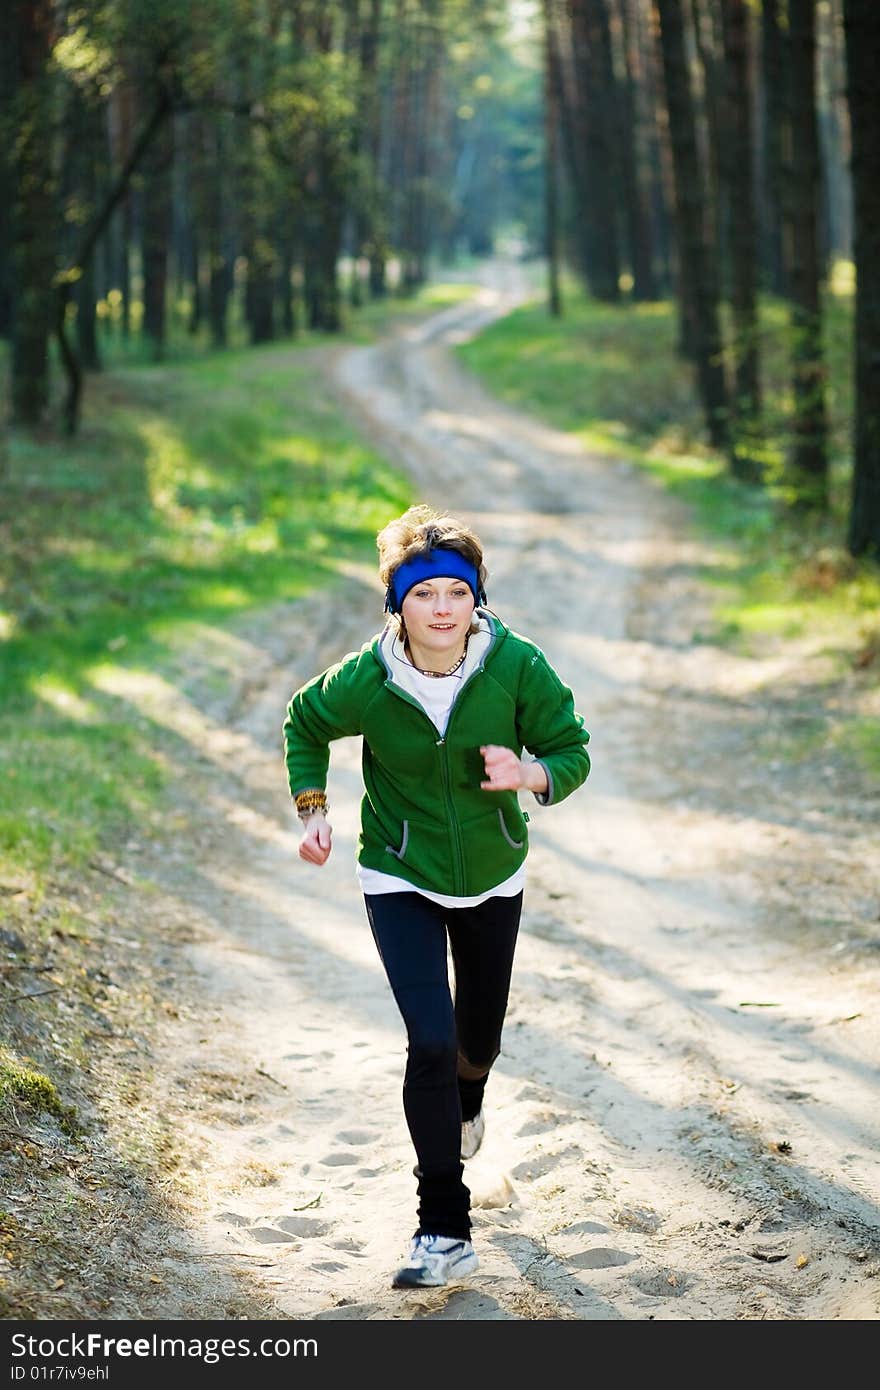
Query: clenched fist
479 744 548 795
299 812 332 865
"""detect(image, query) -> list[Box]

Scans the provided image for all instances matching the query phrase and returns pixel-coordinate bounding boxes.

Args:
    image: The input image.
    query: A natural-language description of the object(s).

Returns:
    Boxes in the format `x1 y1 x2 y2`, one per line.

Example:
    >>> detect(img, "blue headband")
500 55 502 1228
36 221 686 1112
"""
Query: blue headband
386 548 482 614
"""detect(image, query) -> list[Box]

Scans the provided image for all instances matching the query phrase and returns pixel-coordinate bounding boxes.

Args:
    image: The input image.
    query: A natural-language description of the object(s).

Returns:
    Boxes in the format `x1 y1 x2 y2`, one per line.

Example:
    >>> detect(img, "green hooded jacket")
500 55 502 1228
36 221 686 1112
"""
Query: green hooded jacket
283 614 590 898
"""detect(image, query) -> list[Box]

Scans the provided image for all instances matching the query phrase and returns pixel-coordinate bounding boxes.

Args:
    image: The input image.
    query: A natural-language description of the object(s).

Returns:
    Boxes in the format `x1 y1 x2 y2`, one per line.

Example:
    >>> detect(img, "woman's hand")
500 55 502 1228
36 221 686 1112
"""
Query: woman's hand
479 745 548 795
299 812 333 865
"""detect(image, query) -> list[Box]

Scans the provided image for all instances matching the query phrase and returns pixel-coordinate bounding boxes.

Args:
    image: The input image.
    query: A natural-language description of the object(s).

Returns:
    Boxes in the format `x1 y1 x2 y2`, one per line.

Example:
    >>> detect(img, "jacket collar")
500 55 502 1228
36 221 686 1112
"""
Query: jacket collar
372 609 502 688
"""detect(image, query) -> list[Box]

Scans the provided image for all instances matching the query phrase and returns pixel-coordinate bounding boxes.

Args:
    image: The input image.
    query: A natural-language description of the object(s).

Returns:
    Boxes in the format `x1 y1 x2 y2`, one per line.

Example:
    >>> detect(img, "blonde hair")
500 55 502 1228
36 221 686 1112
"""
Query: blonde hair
376 504 488 633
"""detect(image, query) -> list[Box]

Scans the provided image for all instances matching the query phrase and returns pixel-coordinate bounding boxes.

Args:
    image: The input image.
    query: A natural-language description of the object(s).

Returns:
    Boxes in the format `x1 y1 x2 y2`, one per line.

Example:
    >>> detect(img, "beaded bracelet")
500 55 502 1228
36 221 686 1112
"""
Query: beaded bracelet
295 788 329 820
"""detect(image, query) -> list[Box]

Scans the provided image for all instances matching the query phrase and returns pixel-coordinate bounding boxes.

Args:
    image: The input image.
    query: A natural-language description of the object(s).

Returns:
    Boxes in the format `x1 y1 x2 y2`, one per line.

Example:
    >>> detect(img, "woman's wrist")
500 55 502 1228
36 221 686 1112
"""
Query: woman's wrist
520 758 549 795
295 787 329 820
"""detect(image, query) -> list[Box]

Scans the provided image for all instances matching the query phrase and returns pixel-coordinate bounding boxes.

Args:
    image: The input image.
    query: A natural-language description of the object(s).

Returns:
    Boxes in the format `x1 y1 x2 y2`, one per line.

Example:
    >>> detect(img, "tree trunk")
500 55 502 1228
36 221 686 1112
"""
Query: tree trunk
567 0 621 301
617 0 658 300
760 0 787 294
817 0 852 268
0 4 14 344
141 110 174 360
67 89 105 373
720 0 761 461
107 84 136 340
690 0 725 285
787 0 828 504
362 0 388 299
655 0 729 450
544 0 563 317
639 0 673 294
205 114 230 349
843 0 880 556
8 0 56 426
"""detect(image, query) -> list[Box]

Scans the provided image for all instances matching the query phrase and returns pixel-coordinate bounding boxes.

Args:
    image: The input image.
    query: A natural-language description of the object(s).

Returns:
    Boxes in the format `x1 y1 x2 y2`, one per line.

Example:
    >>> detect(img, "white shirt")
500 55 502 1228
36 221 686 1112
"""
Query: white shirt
356 618 527 907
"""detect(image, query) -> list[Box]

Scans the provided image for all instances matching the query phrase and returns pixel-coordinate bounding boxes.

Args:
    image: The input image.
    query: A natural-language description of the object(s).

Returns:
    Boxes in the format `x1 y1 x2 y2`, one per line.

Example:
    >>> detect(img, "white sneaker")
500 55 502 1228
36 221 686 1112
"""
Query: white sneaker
461 1109 485 1160
392 1234 479 1288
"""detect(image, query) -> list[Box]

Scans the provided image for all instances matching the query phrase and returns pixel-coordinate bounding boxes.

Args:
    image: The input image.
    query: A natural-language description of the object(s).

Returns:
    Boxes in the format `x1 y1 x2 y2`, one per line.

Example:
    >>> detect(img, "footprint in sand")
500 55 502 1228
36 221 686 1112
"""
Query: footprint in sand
213 1211 252 1227
568 1248 636 1270
276 1215 331 1237
331 1238 366 1258
510 1144 580 1181
249 1227 302 1244
557 1219 609 1236
320 1152 360 1166
334 1129 379 1146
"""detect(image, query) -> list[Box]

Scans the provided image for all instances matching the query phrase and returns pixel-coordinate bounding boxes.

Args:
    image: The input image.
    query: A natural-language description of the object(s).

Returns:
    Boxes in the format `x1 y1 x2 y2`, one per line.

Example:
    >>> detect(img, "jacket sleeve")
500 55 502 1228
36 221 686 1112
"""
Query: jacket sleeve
514 647 590 807
282 651 367 798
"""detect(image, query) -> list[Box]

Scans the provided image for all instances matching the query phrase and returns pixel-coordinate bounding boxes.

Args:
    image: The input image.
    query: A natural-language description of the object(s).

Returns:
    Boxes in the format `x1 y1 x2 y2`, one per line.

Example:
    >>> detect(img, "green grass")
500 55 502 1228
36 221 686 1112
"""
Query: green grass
94 277 480 366
0 337 415 879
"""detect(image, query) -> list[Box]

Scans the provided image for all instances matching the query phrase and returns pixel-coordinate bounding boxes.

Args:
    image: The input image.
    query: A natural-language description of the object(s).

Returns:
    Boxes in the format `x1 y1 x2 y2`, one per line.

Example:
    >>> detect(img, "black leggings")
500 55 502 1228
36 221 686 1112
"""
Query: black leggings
364 890 522 1242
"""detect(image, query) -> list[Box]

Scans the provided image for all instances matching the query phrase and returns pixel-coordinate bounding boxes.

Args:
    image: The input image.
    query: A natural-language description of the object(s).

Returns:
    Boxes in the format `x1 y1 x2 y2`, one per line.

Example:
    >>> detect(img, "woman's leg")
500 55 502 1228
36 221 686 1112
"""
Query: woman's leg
446 892 523 1123
364 892 470 1241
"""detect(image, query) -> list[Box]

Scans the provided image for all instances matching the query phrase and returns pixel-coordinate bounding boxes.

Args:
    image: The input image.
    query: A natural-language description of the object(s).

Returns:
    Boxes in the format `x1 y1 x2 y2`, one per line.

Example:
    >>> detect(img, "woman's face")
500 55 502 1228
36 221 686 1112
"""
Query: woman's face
400 576 475 656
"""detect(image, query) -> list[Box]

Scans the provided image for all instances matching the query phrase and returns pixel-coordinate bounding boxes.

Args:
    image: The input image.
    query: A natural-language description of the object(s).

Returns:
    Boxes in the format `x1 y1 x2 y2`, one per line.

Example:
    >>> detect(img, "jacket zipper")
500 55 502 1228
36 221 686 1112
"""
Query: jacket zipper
431 670 485 894
376 634 495 896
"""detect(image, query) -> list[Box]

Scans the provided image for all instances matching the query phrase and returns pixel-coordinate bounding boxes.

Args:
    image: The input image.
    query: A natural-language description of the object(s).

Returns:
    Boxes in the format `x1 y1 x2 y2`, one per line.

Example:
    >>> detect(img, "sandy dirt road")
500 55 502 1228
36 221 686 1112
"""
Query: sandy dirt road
124 262 879 1321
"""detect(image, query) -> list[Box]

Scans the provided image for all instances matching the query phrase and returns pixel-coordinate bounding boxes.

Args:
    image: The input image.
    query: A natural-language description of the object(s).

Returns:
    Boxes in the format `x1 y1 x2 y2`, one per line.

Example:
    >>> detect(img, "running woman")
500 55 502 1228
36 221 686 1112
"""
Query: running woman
283 505 590 1288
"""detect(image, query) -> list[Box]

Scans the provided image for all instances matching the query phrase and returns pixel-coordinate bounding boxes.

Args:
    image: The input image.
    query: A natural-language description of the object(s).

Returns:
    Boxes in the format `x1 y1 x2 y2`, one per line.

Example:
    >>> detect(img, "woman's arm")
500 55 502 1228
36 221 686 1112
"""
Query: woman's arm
283 648 369 799
513 647 590 806
283 647 373 867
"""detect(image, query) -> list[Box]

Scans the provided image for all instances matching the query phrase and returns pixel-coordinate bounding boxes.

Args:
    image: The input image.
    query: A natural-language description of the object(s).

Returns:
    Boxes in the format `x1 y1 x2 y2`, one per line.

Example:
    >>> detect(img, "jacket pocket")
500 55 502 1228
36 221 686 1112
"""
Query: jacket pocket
385 820 409 861
497 807 524 850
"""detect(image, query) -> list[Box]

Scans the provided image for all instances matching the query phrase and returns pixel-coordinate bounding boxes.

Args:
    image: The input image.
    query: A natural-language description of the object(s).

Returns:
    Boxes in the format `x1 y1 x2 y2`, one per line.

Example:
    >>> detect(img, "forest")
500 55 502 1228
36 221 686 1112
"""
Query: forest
2 0 878 555
2 1 880 1328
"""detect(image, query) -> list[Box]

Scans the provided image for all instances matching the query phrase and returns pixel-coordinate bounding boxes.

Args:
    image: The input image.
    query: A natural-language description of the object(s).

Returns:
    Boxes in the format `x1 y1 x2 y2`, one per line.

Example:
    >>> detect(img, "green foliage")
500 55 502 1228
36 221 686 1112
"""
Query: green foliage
0 341 410 877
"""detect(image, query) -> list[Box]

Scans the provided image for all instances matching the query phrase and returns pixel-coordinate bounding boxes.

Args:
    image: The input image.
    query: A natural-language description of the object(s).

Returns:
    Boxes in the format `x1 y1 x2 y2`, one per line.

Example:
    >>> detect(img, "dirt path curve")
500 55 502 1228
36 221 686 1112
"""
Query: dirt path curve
137 261 879 1321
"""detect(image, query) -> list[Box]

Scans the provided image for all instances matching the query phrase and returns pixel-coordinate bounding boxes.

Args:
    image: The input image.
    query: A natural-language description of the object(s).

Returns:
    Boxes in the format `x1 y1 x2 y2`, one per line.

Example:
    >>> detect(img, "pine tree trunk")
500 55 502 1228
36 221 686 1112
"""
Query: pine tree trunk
67 90 105 373
760 0 787 294
655 0 729 450
277 228 296 337
363 0 387 298
787 0 828 503
720 0 761 460
544 0 563 316
617 0 658 300
843 0 880 556
568 0 621 301
8 0 56 426
141 112 173 360
205 115 230 350
0 6 14 344
827 0 853 263
640 0 673 294
105 83 134 341
690 0 725 285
